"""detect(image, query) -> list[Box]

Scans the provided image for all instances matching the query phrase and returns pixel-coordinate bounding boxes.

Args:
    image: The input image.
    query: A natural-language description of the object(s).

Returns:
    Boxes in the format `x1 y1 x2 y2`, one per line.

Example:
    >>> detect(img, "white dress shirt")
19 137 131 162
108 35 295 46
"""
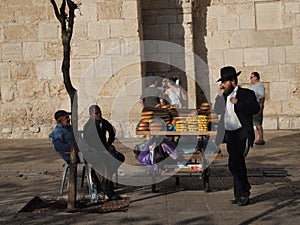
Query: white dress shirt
224 86 242 131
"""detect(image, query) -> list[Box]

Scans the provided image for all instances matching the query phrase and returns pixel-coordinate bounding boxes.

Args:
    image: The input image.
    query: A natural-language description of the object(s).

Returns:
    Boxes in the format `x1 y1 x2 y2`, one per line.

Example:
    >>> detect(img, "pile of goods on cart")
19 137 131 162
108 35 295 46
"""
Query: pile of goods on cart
136 103 219 133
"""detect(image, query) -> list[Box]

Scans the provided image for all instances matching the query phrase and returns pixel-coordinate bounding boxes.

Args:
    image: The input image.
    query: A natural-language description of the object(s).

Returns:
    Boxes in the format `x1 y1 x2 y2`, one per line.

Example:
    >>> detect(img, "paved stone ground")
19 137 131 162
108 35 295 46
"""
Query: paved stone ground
0 130 299 225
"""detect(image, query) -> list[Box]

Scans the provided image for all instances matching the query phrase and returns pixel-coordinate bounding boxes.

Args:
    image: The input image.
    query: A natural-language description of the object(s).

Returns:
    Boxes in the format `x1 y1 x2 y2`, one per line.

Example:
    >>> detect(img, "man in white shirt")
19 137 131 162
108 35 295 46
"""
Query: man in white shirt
214 66 260 206
250 72 265 145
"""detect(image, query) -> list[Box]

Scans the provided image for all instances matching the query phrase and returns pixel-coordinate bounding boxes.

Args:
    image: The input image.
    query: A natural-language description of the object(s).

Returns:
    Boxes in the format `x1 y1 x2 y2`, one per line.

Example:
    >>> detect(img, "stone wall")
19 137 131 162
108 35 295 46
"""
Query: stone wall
205 0 300 129
0 0 299 139
0 0 143 139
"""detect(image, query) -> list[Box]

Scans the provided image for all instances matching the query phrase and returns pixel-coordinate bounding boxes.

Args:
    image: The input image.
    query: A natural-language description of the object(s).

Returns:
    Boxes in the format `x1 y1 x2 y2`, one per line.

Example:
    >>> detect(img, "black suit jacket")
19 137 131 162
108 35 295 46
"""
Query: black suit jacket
214 87 260 147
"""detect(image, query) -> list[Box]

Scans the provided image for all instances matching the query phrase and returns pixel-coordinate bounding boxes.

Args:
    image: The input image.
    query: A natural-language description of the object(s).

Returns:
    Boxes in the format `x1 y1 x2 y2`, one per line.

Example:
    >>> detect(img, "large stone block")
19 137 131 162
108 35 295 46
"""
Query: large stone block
240 15 255 29
97 1 122 19
292 27 300 46
72 22 88 42
229 30 251 48
291 117 300 129
0 6 16 23
1 43 23 61
217 16 239 31
278 64 296 81
250 31 277 47
286 46 300 63
211 31 230 49
264 102 282 116
11 61 36 80
70 59 94 79
100 38 121 55
255 1 282 30
0 26 3 42
23 42 44 60
263 116 278 130
269 81 289 102
224 49 243 67
123 0 139 19
121 37 141 56
37 60 56 80
284 2 300 14
87 21 110 39
0 63 10 80
0 81 15 102
16 80 50 99
45 41 63 60
72 41 99 59
269 47 286 65
278 117 290 129
207 50 224 69
75 3 97 21
110 20 139 38
282 99 300 115
17 6 47 23
244 48 268 66
38 22 59 40
273 29 292 46
278 116 300 129
297 14 300 26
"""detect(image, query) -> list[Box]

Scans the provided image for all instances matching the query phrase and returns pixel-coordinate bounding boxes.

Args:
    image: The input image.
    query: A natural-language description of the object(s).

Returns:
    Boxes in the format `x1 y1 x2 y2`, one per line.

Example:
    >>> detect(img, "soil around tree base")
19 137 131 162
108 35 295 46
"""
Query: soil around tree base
18 196 130 214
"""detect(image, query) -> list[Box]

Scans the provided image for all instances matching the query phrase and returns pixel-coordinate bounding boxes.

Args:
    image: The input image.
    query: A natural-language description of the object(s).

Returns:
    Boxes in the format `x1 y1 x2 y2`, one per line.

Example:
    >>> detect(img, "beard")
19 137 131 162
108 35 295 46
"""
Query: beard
223 83 234 96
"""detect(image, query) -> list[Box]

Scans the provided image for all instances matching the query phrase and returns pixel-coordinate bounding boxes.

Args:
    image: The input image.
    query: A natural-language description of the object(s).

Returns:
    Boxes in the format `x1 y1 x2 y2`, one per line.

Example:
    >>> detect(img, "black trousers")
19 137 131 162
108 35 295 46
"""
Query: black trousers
225 128 251 198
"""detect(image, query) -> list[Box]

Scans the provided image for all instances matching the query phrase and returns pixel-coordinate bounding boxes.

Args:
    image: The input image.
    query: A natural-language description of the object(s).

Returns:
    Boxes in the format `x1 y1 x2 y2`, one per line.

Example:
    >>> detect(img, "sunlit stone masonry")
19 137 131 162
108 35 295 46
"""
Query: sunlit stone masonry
0 0 299 138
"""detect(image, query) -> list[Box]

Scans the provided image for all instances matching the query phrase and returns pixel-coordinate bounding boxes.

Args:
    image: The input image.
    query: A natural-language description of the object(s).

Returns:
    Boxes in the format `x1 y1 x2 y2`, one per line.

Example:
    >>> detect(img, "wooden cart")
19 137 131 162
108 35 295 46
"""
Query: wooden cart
136 130 217 192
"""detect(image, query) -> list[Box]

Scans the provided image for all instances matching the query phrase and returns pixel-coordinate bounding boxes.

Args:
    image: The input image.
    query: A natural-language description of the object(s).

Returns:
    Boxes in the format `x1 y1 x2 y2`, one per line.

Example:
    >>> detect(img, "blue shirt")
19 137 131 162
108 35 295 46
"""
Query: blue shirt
50 124 72 162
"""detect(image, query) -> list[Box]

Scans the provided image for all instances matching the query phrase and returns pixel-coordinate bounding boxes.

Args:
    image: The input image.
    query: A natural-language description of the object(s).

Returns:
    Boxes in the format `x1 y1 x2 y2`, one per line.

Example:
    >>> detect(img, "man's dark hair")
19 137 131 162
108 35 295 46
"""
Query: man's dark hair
89 105 100 115
252 72 260 80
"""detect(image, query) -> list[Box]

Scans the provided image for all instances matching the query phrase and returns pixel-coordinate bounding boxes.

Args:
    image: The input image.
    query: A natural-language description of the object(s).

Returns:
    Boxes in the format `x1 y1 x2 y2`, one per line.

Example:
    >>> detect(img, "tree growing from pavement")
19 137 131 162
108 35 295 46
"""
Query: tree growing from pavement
50 0 80 210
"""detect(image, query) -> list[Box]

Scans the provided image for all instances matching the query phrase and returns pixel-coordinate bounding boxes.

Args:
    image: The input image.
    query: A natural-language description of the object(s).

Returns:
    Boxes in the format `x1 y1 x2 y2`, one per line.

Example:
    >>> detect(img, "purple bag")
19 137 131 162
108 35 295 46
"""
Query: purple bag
138 136 177 169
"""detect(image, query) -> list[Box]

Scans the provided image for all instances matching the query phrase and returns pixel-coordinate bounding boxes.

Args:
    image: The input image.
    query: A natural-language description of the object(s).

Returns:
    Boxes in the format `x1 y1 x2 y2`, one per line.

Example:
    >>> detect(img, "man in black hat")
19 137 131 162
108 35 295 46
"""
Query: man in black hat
214 66 259 206
49 110 72 164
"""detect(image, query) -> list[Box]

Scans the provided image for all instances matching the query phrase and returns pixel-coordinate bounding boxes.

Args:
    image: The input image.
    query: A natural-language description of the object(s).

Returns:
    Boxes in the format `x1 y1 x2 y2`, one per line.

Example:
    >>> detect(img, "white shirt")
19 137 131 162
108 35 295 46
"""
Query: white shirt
250 82 265 102
224 86 242 131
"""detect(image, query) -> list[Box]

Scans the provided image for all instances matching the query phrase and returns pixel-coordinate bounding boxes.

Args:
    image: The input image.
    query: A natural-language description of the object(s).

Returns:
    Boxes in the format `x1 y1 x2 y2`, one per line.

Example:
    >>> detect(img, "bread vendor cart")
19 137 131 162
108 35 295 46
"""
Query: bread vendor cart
135 106 219 193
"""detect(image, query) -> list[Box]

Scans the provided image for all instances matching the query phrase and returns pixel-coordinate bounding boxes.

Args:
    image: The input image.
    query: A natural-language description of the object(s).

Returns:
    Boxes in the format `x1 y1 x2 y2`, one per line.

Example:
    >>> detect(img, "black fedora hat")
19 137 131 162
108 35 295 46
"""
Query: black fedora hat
217 66 241 82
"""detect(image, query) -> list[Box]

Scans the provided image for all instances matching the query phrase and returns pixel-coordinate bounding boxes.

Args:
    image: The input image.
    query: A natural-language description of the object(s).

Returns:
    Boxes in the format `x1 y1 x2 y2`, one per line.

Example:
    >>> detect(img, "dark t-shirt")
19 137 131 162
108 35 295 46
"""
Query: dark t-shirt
140 87 163 108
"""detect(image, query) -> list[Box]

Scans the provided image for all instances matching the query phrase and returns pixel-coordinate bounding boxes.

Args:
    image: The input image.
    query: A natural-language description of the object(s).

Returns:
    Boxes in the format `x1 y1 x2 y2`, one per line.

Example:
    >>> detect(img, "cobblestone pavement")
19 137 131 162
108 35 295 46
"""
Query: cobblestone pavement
0 130 299 225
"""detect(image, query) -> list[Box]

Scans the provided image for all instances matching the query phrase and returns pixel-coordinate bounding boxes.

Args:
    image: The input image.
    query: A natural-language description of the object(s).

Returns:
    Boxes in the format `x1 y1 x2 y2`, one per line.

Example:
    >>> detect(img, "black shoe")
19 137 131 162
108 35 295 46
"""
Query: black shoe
255 140 265 145
237 196 249 206
230 198 238 204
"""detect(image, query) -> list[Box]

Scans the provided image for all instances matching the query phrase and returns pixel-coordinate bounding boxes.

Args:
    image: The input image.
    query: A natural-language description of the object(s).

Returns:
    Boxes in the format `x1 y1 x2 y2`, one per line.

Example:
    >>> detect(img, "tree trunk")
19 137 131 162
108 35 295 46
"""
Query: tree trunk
50 0 79 210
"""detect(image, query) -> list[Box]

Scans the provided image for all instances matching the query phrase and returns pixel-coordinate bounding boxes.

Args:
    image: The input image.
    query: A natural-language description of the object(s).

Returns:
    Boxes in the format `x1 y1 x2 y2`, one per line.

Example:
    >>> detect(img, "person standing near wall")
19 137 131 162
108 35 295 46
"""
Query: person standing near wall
250 72 265 145
140 76 165 109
